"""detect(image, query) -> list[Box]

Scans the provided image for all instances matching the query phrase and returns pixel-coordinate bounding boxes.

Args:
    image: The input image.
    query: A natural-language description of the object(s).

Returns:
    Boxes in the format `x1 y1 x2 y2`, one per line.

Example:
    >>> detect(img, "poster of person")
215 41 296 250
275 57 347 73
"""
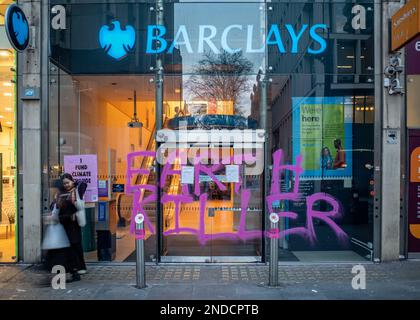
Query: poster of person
64 154 99 202
292 96 353 180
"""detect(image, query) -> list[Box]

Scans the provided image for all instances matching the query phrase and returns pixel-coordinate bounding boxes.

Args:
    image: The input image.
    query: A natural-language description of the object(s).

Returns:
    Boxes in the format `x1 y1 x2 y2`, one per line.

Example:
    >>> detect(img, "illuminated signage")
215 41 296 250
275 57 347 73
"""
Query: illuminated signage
5 4 30 52
392 0 420 51
99 21 328 60
99 21 136 60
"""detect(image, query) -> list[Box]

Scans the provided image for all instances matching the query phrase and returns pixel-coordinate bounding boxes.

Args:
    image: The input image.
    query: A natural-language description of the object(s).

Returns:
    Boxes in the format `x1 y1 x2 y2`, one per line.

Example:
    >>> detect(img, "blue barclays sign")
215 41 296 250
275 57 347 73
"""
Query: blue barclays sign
49 2 372 74
98 21 327 60
48 2 374 75
5 4 30 51
145 24 327 54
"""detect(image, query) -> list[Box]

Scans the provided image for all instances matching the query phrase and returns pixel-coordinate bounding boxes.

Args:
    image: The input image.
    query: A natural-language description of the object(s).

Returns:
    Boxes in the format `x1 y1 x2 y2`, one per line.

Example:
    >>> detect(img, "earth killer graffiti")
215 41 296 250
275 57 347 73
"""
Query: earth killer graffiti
125 149 348 244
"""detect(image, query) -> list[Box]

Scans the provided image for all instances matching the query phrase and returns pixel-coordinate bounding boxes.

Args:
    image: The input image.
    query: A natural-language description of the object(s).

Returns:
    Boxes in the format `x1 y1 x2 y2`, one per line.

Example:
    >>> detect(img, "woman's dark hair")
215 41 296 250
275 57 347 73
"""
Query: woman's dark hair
58 173 76 193
321 147 331 156
334 138 342 147
60 173 74 182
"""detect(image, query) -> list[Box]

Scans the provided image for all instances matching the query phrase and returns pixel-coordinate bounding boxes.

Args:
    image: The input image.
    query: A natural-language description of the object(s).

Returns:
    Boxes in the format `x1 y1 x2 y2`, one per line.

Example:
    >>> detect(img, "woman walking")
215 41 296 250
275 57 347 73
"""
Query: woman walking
55 173 88 281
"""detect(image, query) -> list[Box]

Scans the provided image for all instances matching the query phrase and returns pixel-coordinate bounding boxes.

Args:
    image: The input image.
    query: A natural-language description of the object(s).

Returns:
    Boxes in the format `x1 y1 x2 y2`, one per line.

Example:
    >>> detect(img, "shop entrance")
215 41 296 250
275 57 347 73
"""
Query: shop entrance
46 69 264 263
156 130 264 263
45 0 377 264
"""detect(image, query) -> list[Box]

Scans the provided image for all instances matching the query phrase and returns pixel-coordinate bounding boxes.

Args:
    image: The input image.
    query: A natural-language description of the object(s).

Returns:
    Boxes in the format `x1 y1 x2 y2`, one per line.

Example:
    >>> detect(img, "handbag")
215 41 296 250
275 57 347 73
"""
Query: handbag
42 204 70 250
75 185 86 227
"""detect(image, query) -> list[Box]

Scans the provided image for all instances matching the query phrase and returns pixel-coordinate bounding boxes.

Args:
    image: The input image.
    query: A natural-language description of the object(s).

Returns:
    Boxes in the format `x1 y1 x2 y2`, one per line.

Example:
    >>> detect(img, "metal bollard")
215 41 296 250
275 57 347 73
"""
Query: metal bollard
135 213 146 289
268 213 279 287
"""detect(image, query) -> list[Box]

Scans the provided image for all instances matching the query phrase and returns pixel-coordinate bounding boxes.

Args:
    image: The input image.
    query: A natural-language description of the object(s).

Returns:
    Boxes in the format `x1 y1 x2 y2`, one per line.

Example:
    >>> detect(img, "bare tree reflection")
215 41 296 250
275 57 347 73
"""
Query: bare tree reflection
185 50 254 116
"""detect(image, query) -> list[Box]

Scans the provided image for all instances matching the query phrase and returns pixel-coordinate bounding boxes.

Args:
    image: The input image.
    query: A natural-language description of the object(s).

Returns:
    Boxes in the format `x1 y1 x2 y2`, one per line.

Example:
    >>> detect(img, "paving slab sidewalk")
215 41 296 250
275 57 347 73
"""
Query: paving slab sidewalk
0 261 419 300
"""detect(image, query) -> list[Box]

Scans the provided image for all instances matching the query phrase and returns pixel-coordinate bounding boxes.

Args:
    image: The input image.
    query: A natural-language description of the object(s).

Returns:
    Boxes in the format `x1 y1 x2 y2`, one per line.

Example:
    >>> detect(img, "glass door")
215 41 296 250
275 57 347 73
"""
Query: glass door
160 144 212 262
158 0 266 263
207 145 263 262
159 139 264 262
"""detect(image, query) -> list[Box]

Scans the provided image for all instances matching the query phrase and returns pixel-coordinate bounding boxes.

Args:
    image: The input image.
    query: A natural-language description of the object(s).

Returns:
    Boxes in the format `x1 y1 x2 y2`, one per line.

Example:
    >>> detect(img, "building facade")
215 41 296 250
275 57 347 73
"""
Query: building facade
2 0 412 264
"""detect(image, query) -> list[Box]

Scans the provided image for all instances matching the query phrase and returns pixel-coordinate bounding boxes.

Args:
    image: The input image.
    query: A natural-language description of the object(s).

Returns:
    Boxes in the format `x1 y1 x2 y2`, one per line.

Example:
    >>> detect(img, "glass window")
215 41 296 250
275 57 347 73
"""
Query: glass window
47 70 157 263
45 0 375 264
360 40 375 84
0 1 17 263
337 40 356 83
269 1 375 262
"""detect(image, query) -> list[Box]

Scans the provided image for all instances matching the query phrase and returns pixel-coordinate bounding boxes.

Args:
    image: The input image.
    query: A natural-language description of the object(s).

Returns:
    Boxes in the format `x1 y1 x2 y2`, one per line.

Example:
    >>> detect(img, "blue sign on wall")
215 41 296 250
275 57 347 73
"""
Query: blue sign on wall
112 184 125 193
98 180 108 197
98 202 106 222
5 4 30 52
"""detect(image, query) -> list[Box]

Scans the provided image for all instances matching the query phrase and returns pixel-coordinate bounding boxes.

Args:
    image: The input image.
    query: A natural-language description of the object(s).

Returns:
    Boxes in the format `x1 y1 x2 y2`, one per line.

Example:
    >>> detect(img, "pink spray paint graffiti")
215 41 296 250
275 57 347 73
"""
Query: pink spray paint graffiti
264 150 348 245
125 148 348 245
160 150 263 243
126 151 157 239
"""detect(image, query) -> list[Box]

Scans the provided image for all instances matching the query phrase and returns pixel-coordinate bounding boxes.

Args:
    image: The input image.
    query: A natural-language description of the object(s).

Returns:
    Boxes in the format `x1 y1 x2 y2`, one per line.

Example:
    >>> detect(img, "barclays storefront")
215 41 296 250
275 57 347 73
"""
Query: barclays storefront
43 0 378 264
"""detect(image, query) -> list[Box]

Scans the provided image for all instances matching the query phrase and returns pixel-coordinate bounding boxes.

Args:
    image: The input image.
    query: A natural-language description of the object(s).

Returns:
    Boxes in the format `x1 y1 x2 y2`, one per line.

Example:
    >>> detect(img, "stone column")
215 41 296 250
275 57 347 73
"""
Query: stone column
18 0 42 263
377 0 405 262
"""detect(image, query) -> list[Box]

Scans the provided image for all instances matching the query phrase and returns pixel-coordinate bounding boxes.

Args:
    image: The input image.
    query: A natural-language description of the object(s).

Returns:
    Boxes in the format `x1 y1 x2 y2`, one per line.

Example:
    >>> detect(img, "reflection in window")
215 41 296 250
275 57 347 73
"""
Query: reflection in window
331 3 349 33
354 96 374 124
184 51 253 117
360 40 374 84
337 40 356 83
163 50 260 130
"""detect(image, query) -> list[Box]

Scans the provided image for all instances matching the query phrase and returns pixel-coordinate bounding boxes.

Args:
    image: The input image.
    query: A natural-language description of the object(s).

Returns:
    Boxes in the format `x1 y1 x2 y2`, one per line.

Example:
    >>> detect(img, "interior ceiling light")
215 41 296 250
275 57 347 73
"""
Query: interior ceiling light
3 82 12 87
4 92 12 96
0 50 10 57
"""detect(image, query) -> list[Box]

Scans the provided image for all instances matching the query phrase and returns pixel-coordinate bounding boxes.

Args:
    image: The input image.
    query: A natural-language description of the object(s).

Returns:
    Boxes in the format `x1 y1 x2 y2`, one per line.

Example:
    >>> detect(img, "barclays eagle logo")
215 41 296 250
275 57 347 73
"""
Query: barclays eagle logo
12 11 29 46
99 21 135 60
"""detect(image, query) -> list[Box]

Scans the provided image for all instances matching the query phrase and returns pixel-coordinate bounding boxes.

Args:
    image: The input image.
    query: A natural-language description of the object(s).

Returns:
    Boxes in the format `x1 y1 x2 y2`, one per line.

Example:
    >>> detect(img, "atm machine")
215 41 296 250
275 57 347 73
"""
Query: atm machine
95 149 117 261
